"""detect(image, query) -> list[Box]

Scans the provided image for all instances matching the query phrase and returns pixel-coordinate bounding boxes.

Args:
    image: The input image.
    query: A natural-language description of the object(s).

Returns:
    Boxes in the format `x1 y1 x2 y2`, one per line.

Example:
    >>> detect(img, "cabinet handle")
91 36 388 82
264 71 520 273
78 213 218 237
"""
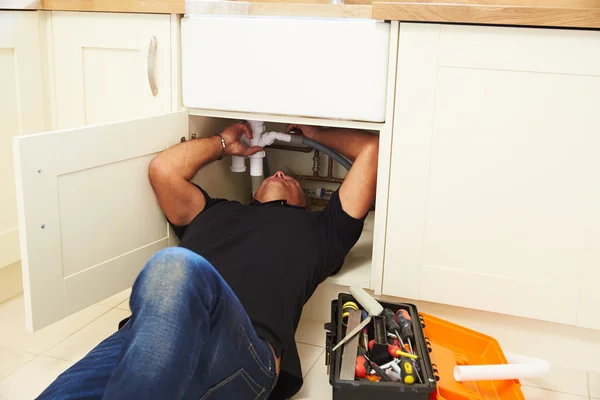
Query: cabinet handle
147 36 158 97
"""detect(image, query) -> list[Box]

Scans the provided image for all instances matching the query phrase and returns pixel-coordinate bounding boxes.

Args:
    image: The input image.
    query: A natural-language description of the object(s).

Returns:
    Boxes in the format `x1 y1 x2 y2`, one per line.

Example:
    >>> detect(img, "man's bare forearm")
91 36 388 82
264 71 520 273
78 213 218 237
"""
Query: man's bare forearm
149 123 260 226
310 128 378 162
151 136 223 181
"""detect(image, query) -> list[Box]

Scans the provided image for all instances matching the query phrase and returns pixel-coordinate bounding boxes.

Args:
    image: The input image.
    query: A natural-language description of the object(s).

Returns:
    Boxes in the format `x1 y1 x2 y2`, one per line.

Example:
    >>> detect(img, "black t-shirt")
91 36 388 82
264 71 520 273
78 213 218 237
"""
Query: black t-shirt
171 186 365 399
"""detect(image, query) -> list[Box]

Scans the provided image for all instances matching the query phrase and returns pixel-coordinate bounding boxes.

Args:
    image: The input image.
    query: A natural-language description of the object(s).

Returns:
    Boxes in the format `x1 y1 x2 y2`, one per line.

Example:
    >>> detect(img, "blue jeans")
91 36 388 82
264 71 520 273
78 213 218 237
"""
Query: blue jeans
38 248 278 400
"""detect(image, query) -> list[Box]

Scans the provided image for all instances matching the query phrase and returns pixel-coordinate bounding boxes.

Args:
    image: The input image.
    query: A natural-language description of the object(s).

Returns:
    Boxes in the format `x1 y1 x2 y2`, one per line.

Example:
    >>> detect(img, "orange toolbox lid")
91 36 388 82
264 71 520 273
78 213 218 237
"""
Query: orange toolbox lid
420 313 525 400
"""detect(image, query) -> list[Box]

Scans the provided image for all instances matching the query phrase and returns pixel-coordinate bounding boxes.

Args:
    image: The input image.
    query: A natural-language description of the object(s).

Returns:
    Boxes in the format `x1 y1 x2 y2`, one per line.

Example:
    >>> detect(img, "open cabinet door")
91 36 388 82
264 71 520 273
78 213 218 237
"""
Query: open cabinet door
13 110 188 331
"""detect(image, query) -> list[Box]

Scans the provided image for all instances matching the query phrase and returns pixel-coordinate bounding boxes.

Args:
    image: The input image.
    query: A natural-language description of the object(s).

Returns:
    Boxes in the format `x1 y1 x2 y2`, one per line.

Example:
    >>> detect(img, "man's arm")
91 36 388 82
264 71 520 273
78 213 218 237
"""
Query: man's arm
149 122 262 226
288 125 379 219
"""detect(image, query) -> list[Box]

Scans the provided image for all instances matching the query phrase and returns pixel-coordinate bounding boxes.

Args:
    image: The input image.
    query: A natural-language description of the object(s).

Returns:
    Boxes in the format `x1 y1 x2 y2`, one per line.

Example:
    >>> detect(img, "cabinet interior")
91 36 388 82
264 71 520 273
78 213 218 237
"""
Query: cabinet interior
188 115 376 290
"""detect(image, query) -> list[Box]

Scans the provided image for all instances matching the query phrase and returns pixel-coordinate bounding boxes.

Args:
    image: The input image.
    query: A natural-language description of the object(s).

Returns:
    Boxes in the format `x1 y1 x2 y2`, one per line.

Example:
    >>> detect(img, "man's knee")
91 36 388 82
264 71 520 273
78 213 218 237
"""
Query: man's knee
134 248 216 302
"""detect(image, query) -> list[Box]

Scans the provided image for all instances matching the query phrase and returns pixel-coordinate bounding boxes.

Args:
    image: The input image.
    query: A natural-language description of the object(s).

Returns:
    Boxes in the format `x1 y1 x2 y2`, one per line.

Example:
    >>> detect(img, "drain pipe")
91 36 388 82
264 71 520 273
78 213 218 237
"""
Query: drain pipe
230 120 272 195
230 124 353 197
248 120 267 196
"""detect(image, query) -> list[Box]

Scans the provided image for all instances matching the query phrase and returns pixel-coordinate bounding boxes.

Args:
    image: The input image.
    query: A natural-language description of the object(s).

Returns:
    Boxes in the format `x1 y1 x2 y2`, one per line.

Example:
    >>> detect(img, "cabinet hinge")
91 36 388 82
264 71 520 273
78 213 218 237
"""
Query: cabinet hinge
180 133 197 143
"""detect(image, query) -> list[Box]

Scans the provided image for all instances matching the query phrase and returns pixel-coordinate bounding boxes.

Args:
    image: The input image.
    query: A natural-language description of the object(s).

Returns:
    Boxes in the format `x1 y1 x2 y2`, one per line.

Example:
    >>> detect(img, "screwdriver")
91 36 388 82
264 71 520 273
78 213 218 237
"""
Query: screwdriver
388 344 419 360
355 355 368 379
395 309 415 355
381 309 408 354
412 359 423 384
368 340 418 360
398 356 416 385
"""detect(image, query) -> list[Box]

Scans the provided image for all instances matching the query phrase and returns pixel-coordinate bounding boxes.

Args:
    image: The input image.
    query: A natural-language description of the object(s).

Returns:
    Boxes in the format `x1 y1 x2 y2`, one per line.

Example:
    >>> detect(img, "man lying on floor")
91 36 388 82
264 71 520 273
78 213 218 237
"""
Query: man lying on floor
38 122 379 400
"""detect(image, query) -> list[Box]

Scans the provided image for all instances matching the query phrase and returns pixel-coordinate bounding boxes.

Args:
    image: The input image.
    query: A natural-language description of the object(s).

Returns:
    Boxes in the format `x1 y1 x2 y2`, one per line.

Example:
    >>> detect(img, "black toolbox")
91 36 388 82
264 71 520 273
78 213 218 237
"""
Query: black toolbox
324 293 438 400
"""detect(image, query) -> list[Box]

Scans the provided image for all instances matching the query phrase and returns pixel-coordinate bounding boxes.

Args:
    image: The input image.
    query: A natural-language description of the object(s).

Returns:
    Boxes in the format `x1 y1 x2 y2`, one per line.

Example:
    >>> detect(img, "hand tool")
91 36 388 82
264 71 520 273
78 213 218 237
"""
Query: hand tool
388 344 419 360
379 358 401 370
371 316 390 365
382 308 408 354
399 356 416 385
386 370 401 382
395 308 415 355
359 348 392 382
371 359 401 376
332 287 384 352
412 359 423 384
360 310 369 352
368 340 418 360
340 309 362 381
389 359 402 375
355 355 369 379
342 301 359 327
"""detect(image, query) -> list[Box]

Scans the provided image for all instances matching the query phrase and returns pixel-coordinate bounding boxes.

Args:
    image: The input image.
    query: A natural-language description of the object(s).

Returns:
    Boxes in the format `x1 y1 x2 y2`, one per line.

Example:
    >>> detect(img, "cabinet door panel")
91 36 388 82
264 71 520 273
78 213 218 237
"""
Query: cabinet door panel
51 12 172 129
13 111 188 331
0 11 46 269
385 23 600 326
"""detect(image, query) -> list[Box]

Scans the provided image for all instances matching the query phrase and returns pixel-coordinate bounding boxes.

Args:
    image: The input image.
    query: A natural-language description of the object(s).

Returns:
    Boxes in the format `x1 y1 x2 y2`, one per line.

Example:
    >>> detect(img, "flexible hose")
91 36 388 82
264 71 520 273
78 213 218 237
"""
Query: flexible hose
300 137 352 170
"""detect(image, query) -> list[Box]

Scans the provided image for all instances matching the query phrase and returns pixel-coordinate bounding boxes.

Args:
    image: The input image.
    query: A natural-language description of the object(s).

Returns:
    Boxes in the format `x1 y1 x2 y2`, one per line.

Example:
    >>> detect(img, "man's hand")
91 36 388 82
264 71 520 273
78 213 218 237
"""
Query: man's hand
221 122 263 157
287 124 324 140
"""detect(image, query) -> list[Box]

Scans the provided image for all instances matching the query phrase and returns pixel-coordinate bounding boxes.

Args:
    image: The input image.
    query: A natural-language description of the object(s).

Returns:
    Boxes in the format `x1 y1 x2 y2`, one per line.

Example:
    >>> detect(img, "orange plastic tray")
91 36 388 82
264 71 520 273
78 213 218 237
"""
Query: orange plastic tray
420 313 525 400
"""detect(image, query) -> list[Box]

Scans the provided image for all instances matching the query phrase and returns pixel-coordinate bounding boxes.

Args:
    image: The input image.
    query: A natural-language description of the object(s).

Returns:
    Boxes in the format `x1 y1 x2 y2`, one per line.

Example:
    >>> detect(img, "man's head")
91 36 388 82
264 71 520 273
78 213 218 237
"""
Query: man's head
255 171 306 207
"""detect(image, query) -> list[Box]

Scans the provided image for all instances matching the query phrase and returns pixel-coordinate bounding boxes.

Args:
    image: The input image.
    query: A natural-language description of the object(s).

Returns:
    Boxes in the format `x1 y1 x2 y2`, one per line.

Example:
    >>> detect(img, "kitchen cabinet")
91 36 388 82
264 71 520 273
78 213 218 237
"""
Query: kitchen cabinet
13 108 391 332
10 13 399 332
50 12 173 129
383 23 600 327
0 11 47 271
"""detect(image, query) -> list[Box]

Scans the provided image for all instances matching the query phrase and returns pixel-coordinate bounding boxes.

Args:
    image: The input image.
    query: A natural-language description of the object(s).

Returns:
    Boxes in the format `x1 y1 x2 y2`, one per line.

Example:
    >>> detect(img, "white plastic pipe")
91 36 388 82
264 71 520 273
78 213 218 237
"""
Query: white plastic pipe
229 127 296 176
231 156 246 173
258 131 293 147
247 120 266 177
453 353 550 382
249 157 263 177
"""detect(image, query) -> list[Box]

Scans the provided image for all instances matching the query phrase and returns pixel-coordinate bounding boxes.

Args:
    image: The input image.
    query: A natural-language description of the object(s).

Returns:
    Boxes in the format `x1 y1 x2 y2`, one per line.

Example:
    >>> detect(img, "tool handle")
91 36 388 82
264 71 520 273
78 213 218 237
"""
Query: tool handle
395 310 414 338
389 345 418 360
382 308 401 331
355 356 368 379
399 357 416 385
398 309 412 321
350 286 383 316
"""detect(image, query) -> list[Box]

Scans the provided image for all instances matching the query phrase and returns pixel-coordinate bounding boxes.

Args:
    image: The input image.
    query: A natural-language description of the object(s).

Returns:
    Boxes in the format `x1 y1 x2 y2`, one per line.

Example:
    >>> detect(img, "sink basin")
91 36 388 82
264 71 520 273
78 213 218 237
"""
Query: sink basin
181 15 391 122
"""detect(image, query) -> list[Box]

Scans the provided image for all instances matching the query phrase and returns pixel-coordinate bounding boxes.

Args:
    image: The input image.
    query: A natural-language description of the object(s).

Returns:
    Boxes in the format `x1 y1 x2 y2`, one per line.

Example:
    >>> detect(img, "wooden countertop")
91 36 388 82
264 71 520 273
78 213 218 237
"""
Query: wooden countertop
1 0 370 16
371 0 600 29
3 0 600 28
186 1 372 18
0 0 186 13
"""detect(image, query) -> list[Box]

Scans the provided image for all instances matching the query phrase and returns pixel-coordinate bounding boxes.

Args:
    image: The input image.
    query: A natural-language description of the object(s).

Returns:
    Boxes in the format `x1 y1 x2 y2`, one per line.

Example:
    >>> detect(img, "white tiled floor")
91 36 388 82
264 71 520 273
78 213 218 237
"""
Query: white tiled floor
0 290 596 399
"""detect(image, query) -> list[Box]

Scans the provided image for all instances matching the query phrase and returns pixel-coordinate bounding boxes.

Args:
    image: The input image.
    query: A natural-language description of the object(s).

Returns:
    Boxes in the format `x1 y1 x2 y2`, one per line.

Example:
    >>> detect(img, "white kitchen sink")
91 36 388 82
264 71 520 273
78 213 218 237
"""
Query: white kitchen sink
181 15 391 122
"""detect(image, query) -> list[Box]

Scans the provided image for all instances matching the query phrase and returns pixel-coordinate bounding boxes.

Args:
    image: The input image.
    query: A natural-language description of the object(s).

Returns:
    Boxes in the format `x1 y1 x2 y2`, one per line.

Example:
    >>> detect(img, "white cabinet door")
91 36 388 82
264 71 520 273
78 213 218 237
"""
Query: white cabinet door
13 111 187 331
384 23 600 326
51 12 172 129
0 11 46 270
